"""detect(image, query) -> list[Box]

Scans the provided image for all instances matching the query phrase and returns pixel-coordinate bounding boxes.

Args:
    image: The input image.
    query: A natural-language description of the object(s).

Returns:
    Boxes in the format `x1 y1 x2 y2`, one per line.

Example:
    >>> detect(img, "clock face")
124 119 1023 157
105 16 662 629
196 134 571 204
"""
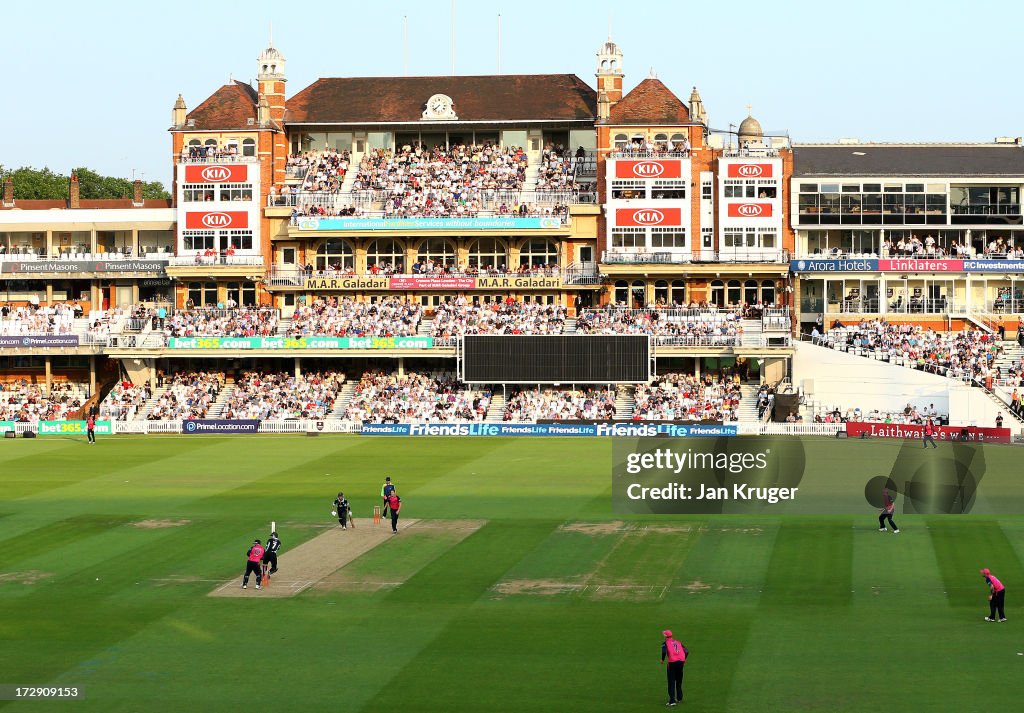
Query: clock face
430 97 449 114
422 94 456 120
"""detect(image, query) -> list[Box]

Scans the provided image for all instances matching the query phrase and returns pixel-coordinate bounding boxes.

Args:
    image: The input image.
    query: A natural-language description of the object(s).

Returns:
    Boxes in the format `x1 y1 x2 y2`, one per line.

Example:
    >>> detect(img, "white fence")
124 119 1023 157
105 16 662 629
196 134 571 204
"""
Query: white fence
737 422 843 436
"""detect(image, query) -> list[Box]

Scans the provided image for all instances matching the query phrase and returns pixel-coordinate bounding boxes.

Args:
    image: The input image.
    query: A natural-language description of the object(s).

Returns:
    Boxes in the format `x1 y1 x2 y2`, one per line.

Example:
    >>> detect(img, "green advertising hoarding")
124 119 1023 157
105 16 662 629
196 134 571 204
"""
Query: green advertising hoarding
167 336 434 350
36 420 114 436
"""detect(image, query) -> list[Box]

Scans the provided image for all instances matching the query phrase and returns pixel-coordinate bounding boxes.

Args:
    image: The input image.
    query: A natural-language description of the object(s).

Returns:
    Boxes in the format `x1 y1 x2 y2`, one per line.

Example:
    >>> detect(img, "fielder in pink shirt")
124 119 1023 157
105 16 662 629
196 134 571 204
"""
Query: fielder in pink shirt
981 568 1006 622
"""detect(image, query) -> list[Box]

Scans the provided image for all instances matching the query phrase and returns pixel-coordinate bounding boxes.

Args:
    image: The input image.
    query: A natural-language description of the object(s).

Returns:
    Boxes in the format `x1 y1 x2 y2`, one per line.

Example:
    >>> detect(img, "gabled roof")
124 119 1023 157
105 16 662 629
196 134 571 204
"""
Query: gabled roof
793 145 1024 177
285 75 597 124
607 78 691 125
185 81 259 130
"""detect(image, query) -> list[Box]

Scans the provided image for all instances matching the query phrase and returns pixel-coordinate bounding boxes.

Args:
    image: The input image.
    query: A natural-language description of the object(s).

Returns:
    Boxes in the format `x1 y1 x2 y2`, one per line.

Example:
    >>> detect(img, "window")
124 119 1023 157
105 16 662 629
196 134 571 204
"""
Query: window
611 229 644 249
842 185 860 193
651 230 687 248
187 281 217 307
745 183 757 198
760 231 777 248
631 280 646 308
611 180 644 199
614 280 629 305
727 280 742 305
183 231 215 251
467 238 507 270
756 183 778 199
702 181 713 201
217 184 254 202
799 183 818 192
519 239 559 268
905 184 924 193
366 239 405 270
416 238 456 267
182 184 216 202
701 228 713 249
654 279 669 304
710 279 725 307
724 180 744 198
614 134 628 150
316 238 354 271
242 138 256 157
226 281 257 307
651 180 686 199
228 230 253 251
761 279 777 305
744 279 759 305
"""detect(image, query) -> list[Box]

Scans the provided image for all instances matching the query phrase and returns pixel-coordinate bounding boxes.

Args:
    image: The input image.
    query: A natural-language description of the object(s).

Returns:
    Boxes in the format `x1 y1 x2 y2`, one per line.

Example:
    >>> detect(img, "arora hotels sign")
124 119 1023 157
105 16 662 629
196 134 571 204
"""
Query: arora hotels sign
790 258 1024 273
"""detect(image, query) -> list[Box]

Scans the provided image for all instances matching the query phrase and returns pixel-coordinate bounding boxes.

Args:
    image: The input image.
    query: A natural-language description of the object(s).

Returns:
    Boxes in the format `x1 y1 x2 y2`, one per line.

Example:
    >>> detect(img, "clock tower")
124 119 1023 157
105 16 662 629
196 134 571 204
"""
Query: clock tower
596 38 624 121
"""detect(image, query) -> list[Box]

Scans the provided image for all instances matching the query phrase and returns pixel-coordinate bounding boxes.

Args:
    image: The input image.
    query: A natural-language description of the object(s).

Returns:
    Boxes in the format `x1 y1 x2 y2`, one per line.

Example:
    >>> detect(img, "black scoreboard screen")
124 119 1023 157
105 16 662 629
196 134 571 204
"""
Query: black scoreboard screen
461 335 650 384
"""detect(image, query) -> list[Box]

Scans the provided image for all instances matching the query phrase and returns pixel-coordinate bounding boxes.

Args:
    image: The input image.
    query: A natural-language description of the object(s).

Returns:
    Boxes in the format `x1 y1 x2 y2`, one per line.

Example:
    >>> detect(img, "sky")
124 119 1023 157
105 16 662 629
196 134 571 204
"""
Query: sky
2 0 1019 189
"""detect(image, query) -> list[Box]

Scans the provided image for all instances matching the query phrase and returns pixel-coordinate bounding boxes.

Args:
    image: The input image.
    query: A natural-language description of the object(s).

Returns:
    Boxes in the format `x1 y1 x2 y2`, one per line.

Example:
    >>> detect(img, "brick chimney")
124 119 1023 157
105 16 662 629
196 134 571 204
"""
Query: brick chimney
69 172 80 209
2 177 13 207
133 179 144 206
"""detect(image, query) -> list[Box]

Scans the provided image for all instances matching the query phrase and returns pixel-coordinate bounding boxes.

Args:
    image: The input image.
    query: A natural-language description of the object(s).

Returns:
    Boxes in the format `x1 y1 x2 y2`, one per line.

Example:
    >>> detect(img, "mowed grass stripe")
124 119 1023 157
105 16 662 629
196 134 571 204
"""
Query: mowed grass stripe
385 520 556 604
0 514 134 570
928 518 1024 608
760 519 855 607
851 516 947 603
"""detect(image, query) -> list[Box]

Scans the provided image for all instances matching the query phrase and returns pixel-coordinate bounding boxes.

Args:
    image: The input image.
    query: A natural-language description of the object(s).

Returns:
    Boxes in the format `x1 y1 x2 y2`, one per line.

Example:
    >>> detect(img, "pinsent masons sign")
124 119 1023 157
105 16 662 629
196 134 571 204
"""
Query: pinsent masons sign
614 160 683 179
615 208 682 227
0 260 167 274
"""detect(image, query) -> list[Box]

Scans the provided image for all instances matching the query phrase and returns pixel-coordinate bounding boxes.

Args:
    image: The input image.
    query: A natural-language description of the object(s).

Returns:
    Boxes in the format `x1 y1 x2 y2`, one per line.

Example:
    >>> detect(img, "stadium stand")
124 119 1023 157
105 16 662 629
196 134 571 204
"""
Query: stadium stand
631 374 743 422
343 371 490 423
0 381 86 421
163 307 280 339
503 386 616 422
222 371 345 420
286 297 422 338
432 299 567 336
146 372 225 420
100 382 154 421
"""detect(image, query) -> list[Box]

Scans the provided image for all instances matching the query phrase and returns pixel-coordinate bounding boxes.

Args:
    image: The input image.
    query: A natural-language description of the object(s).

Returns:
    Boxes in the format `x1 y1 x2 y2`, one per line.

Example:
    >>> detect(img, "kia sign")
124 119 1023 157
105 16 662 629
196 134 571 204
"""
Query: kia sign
615 208 683 227
183 164 248 183
726 163 774 178
614 160 682 179
184 211 249 230
726 203 773 218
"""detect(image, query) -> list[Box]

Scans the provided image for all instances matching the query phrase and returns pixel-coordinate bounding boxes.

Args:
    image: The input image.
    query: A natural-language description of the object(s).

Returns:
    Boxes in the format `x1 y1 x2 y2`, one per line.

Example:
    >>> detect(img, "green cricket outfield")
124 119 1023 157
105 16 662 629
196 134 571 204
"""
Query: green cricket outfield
0 435 1022 712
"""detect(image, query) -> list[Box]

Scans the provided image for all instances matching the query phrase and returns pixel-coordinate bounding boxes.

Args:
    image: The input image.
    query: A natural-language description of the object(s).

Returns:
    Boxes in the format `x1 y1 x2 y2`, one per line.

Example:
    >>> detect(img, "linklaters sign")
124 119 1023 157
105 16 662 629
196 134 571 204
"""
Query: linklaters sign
0 260 168 274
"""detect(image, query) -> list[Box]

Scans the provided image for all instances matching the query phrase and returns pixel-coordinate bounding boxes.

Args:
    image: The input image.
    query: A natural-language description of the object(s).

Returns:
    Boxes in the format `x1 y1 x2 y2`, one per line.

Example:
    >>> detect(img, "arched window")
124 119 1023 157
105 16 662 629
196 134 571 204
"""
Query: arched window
242 138 256 157
416 238 456 268
519 239 558 268
467 238 507 271
727 280 742 306
631 279 646 308
670 133 686 144
761 279 776 305
614 133 628 151
671 280 686 306
744 279 759 306
614 280 629 305
710 280 725 308
188 139 201 147
316 239 354 271
366 239 405 271
204 138 218 147
654 133 668 144
654 280 669 305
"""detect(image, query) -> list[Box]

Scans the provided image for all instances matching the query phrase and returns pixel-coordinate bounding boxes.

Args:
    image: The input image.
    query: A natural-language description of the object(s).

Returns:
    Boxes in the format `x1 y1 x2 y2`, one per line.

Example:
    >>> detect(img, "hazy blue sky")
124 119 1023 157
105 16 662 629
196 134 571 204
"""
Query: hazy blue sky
2 0 1018 188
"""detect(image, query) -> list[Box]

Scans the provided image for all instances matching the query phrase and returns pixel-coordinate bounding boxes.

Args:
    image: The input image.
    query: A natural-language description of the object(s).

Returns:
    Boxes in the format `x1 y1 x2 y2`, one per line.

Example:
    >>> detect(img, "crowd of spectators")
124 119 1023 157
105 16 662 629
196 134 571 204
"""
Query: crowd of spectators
223 371 345 420
352 143 527 217
815 320 1003 382
503 387 616 422
0 381 85 422
432 298 566 337
147 372 224 420
812 402 945 425
180 144 243 162
615 138 691 156
535 145 577 192
163 307 279 339
576 307 742 344
344 371 490 423
100 381 153 421
287 297 422 338
0 303 81 335
301 150 351 193
632 374 742 422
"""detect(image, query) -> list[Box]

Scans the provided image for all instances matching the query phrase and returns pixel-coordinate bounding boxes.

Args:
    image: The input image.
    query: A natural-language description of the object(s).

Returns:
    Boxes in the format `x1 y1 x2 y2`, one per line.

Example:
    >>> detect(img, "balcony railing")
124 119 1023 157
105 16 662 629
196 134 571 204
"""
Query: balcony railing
166 255 265 267
602 249 790 265
720 148 781 158
950 204 1021 216
608 150 691 159
177 154 259 164
268 267 566 286
267 189 596 209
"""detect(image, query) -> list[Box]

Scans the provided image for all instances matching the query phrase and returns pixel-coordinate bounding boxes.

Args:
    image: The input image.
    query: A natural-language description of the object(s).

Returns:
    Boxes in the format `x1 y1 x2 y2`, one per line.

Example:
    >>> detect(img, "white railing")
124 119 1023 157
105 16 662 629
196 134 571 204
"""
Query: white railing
601 250 789 265
608 150 691 159
177 154 259 164
0 253 169 262
268 189 595 209
166 255 265 267
737 422 842 436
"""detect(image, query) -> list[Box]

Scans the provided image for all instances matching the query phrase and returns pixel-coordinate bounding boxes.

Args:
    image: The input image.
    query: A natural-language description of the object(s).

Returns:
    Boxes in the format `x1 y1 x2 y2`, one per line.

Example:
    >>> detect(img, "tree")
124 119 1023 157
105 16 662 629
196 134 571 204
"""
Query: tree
0 165 169 200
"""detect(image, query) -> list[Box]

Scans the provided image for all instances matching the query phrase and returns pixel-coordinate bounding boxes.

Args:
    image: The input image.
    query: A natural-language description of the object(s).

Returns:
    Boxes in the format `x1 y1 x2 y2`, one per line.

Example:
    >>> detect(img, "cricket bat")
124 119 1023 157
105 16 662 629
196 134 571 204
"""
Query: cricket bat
348 509 356 529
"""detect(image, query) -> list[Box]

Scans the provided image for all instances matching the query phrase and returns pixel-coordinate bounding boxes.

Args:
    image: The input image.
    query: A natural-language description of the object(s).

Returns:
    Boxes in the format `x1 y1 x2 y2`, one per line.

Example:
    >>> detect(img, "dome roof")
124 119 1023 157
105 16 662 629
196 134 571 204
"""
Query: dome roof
260 45 283 60
599 40 620 56
738 113 763 139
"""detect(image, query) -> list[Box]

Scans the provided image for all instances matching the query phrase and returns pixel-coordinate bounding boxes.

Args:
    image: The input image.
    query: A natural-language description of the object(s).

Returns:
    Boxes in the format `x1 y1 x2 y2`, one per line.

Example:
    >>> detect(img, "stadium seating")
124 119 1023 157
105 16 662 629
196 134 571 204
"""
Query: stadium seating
287 297 422 338
223 371 345 420
147 372 224 420
100 382 154 421
163 308 279 338
344 371 490 423
503 386 616 422
432 299 566 336
632 374 742 422
0 381 87 421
